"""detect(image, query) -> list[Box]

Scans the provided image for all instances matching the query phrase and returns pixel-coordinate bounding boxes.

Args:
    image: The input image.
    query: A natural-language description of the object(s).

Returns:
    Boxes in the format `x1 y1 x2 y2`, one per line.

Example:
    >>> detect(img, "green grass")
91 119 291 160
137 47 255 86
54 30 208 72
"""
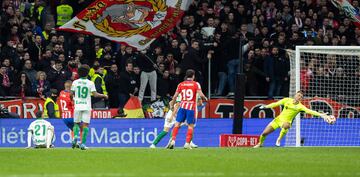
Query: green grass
0 148 359 177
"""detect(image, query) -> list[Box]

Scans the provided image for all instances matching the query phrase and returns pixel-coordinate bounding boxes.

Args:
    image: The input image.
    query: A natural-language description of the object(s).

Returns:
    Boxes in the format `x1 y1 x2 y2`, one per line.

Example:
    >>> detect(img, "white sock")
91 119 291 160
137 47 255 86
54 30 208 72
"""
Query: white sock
46 129 54 148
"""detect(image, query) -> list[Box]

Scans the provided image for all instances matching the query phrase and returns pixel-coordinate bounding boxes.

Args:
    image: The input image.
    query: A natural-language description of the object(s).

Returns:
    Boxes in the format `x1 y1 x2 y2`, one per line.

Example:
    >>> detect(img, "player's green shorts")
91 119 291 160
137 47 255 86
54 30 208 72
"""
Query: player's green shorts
270 118 291 130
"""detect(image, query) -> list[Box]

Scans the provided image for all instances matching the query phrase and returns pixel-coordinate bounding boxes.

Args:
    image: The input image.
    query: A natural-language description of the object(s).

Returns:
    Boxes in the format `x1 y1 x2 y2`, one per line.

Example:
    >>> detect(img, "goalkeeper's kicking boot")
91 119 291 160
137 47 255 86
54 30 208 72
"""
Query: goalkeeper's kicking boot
80 144 89 150
166 140 175 149
149 144 156 149
190 141 198 148
275 139 281 147
184 143 193 149
253 143 263 148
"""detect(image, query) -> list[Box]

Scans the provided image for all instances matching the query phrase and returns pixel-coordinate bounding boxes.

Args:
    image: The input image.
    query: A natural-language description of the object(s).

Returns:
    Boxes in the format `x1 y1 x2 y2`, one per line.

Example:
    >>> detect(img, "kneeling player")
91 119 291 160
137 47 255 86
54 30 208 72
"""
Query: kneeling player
26 111 55 149
254 90 334 148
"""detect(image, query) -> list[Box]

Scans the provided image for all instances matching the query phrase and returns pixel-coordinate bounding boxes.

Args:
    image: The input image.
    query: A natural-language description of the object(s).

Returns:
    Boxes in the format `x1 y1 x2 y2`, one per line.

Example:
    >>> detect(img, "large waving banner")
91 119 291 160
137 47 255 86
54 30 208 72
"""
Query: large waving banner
331 0 360 27
58 0 191 50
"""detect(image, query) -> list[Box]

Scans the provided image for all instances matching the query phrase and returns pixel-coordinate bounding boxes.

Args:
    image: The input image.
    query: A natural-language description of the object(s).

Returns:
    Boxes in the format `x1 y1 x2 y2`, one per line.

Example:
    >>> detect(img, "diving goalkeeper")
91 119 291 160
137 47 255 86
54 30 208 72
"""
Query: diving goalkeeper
254 90 333 148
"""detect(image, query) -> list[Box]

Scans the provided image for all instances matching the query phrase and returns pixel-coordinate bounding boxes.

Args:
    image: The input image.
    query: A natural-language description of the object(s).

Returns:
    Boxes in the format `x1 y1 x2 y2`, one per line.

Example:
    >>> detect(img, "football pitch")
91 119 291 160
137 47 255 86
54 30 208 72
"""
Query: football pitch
0 147 359 177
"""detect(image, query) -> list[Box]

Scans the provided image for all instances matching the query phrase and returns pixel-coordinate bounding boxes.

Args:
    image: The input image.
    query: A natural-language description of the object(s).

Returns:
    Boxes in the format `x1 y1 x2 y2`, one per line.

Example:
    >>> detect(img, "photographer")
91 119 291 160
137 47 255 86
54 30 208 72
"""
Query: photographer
0 106 20 118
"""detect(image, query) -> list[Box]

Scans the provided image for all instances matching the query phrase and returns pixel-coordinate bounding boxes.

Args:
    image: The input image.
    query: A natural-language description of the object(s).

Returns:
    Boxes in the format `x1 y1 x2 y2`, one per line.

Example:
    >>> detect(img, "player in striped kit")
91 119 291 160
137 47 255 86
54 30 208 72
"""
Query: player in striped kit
168 69 207 149
58 80 82 147
149 94 205 148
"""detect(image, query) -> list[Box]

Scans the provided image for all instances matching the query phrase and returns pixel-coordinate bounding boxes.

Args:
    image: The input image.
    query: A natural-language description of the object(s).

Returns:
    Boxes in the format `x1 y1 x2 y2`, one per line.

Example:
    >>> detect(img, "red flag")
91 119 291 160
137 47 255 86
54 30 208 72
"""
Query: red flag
58 0 192 50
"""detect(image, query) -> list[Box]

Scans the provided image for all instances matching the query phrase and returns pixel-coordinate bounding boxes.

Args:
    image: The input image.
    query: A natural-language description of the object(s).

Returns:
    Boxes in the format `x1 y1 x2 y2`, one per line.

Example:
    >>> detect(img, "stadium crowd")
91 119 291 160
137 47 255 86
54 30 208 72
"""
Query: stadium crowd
0 0 360 108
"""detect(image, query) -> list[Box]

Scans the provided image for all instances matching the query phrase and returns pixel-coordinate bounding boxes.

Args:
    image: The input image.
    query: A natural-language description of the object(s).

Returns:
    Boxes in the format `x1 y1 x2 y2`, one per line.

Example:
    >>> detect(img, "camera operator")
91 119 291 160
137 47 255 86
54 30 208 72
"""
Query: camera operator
0 106 20 118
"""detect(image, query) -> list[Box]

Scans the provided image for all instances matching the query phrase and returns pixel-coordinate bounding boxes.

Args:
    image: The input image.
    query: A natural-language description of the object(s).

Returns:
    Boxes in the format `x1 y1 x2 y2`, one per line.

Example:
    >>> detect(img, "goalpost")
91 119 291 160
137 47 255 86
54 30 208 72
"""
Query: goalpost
285 46 360 147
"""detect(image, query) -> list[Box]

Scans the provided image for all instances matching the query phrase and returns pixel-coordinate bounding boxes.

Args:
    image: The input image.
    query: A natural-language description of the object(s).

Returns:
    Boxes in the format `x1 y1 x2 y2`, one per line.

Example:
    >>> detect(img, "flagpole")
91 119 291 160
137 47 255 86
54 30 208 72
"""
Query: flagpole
143 54 164 75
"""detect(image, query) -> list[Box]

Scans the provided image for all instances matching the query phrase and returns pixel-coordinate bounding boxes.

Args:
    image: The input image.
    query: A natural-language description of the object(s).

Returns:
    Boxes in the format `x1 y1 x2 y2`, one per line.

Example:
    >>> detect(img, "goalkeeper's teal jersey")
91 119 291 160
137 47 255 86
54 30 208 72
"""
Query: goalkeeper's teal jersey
265 98 322 122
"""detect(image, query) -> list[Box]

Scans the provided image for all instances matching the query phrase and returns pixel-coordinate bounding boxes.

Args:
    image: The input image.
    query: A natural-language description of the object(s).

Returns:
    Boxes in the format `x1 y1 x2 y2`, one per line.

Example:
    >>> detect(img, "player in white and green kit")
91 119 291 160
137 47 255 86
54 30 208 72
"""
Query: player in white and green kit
26 111 55 148
71 65 108 150
150 95 205 148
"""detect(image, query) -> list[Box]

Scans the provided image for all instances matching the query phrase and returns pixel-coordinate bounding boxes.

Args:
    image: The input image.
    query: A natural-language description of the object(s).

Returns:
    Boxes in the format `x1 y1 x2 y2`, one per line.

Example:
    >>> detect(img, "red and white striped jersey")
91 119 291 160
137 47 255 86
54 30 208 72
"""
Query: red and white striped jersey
176 80 201 111
58 90 74 118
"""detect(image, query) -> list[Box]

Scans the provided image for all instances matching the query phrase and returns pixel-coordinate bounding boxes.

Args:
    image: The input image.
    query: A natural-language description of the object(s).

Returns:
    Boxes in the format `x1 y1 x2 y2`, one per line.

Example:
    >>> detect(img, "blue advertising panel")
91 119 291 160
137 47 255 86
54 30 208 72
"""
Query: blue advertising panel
1 118 358 147
300 118 360 146
0 119 233 147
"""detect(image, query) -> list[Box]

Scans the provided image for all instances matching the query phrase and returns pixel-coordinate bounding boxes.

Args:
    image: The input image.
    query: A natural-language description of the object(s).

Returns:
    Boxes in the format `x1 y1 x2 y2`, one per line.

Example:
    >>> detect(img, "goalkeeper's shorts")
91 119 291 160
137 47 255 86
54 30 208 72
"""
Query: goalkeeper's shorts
270 118 291 130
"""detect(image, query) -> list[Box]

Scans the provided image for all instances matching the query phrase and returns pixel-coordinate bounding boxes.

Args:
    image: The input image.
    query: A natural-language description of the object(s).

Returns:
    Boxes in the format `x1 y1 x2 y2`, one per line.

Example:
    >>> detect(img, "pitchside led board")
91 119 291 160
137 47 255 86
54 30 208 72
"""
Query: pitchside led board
0 119 233 147
1 118 359 147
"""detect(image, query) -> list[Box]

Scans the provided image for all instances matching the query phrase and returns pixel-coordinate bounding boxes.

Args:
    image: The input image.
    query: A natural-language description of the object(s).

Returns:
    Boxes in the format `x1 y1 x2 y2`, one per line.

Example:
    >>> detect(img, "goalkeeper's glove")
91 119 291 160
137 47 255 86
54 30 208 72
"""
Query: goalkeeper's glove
259 105 266 109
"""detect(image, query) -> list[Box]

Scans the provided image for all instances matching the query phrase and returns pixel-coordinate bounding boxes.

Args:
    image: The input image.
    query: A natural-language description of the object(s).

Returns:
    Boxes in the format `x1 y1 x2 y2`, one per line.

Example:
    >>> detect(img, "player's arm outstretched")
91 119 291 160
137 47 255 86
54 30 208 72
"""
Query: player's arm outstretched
92 91 108 99
260 98 289 109
300 106 334 123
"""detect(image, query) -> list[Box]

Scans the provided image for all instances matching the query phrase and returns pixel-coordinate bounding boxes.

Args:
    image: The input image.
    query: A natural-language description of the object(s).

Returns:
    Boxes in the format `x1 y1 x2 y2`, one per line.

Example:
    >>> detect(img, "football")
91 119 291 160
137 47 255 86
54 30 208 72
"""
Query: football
327 115 336 124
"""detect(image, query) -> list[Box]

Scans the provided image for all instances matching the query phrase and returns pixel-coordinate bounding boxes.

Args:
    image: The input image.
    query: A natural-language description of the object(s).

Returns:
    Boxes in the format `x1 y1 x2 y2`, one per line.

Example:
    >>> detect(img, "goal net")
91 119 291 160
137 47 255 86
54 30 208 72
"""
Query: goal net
285 46 360 147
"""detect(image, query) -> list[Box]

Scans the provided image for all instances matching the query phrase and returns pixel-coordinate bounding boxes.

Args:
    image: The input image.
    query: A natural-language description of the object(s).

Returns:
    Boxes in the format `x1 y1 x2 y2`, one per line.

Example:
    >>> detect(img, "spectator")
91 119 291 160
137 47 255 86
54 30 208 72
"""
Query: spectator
180 40 210 86
46 35 58 51
0 0 358 102
33 0 47 29
169 67 183 95
34 71 50 99
67 59 79 81
133 65 141 95
73 34 91 64
167 39 181 62
157 70 171 99
0 65 11 96
136 50 157 102
264 47 289 99
11 72 33 97
157 63 166 75
105 64 121 108
2 58 15 81
47 60 71 91
178 28 190 46
41 23 53 42
156 54 165 66
28 34 44 62
118 61 136 109
22 60 37 86
116 45 134 71
165 53 178 74
36 50 52 72
91 65 108 108
100 52 116 68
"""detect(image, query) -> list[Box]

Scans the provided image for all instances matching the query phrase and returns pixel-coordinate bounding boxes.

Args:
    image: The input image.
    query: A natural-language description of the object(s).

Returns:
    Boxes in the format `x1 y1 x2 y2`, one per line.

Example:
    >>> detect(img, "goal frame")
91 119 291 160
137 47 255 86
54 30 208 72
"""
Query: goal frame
293 46 360 147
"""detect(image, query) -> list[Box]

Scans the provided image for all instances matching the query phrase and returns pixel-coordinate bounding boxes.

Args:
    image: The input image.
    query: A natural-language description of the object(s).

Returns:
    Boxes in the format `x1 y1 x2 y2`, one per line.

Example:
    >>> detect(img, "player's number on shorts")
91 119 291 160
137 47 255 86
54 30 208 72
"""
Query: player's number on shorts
34 125 46 136
181 89 194 101
76 86 88 99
